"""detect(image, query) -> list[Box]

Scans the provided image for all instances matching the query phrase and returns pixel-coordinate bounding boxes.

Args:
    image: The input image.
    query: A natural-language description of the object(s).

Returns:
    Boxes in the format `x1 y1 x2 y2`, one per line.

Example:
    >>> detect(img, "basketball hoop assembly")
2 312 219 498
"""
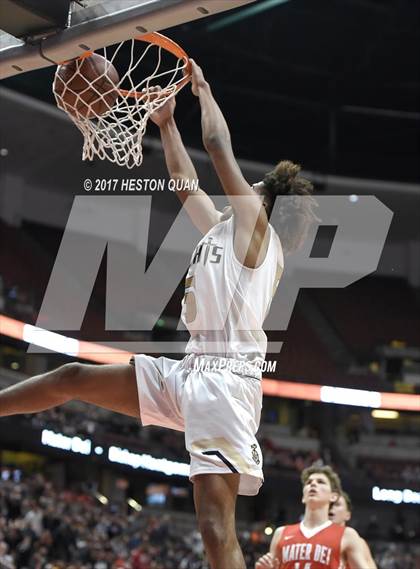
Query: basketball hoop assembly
0 1 256 167
53 32 191 168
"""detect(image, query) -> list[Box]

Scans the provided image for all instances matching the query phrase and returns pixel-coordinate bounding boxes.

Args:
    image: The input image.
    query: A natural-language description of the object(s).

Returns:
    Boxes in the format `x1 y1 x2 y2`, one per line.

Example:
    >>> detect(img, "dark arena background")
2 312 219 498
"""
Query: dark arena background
0 1 419 568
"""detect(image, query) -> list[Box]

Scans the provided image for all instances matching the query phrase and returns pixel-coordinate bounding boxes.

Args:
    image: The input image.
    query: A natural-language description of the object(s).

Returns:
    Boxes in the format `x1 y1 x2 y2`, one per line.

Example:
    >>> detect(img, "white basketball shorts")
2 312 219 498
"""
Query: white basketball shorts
130 353 263 496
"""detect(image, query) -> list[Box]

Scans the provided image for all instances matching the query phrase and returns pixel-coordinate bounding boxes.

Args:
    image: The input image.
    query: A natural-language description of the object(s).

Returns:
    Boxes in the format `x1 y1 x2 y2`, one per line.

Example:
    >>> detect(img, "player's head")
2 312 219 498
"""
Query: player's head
220 160 319 252
256 160 319 254
329 491 352 525
301 465 342 509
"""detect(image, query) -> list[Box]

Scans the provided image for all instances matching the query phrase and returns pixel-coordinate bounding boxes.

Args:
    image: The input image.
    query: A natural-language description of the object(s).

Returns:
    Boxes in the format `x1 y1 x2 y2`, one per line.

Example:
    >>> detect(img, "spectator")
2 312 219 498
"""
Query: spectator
24 502 44 537
1 474 419 568
0 540 15 569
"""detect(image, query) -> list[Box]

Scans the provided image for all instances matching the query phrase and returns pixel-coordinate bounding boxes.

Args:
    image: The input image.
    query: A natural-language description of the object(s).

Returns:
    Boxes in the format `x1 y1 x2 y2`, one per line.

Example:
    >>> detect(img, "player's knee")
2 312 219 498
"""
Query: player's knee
198 516 229 550
57 362 85 397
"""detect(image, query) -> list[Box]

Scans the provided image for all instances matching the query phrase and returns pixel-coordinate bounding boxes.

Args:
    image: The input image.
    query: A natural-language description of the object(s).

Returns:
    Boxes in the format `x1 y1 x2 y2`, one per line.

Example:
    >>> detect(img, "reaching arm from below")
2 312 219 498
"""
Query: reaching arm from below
150 91 221 235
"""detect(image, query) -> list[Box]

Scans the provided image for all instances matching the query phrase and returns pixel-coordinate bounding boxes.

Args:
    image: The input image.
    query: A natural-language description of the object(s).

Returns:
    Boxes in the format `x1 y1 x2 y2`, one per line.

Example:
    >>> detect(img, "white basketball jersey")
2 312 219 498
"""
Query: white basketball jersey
181 216 284 364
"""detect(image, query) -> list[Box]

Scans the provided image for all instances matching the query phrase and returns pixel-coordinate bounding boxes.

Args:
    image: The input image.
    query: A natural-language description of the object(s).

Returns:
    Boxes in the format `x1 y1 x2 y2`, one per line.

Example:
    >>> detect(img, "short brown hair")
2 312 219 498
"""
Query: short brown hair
301 464 343 494
262 160 319 254
340 491 352 513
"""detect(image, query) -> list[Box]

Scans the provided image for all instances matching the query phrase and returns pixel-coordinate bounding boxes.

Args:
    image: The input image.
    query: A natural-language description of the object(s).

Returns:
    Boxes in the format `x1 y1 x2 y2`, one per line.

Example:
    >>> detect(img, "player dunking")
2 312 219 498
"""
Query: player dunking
0 61 317 569
255 465 376 569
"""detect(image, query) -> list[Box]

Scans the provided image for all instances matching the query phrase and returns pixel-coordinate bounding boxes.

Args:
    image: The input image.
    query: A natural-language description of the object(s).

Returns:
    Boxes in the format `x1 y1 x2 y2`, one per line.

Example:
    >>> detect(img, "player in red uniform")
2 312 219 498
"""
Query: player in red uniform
329 491 377 569
255 465 375 569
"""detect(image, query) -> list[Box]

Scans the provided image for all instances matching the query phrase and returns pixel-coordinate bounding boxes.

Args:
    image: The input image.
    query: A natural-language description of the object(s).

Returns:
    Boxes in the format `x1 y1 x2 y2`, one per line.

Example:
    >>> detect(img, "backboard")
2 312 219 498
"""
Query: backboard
0 0 256 80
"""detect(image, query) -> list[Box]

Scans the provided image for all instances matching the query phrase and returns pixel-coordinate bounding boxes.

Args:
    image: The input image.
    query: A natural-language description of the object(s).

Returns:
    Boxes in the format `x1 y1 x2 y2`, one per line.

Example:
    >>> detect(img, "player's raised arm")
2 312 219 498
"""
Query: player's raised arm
343 527 377 569
150 91 221 235
190 59 268 268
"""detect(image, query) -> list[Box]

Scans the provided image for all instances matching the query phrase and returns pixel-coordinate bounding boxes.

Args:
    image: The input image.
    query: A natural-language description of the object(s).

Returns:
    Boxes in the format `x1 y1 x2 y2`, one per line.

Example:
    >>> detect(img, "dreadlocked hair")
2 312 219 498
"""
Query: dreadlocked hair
263 160 319 254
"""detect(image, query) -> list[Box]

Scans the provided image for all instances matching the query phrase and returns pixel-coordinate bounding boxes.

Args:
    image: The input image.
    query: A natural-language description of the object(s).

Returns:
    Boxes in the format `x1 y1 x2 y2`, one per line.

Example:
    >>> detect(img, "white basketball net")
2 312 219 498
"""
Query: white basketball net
53 36 189 169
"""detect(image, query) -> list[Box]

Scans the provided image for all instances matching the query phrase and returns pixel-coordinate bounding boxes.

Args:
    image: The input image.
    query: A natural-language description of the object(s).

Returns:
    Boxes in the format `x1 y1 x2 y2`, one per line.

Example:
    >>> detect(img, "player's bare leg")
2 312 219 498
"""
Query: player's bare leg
194 473 245 569
0 362 140 418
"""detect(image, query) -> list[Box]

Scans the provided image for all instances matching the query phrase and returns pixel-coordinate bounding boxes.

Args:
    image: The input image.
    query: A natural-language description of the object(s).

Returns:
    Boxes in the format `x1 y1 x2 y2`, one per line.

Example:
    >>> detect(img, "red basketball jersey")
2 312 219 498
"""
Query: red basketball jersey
275 521 345 569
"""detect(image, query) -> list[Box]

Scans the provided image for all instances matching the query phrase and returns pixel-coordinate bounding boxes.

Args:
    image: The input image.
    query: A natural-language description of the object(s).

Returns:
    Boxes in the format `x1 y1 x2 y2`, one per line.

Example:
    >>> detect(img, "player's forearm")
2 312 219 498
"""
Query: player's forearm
196 82 231 152
159 117 198 183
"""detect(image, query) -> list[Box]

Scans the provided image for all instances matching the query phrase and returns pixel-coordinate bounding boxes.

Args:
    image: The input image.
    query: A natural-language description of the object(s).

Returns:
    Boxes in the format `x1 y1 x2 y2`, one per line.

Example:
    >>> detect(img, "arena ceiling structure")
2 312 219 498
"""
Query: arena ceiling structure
0 0 419 183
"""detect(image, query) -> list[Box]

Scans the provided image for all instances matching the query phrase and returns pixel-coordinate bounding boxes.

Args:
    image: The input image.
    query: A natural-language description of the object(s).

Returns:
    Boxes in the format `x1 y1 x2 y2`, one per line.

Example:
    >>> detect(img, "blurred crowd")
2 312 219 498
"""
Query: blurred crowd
26 408 188 463
260 438 321 474
1 403 412 495
0 474 266 569
27 408 322 478
1 474 420 569
0 278 37 324
375 542 420 569
363 459 420 485
24 407 420 488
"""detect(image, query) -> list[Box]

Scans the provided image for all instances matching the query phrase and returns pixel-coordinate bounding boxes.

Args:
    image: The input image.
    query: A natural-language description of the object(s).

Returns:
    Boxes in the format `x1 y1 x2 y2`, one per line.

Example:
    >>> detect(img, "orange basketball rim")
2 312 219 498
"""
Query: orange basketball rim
74 32 192 100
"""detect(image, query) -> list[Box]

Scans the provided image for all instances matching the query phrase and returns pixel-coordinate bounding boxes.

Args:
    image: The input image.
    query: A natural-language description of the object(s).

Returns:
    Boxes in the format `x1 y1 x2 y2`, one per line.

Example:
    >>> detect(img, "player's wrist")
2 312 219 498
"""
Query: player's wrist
160 116 177 130
197 80 211 96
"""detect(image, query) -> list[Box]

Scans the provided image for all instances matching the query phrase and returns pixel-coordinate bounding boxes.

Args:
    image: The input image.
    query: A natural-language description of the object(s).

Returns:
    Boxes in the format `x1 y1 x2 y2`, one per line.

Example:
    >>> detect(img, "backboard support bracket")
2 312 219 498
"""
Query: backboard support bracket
0 0 256 80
